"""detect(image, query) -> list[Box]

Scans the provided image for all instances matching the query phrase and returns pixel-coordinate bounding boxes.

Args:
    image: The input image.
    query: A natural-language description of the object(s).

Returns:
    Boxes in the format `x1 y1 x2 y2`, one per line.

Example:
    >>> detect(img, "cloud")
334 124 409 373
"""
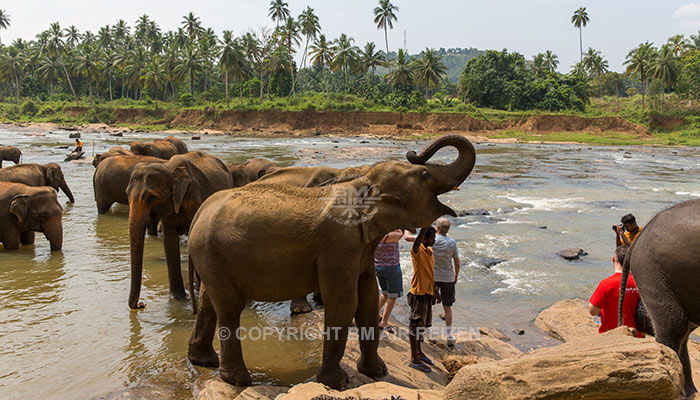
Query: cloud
674 3 700 29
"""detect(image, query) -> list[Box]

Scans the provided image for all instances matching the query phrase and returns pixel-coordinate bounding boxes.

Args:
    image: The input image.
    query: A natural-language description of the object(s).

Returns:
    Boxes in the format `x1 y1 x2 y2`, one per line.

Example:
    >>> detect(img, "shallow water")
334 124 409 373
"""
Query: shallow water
1 126 698 398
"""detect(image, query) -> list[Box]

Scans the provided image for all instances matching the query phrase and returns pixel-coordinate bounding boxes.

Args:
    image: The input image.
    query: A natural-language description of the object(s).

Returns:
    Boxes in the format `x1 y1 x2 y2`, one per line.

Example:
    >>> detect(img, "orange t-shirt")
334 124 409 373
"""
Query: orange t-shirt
410 244 434 296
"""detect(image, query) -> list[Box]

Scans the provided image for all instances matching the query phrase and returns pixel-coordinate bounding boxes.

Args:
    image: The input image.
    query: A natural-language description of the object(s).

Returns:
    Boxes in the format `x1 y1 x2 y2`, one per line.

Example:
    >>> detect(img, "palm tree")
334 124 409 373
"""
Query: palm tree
310 34 333 98
0 10 10 45
142 56 165 103
543 50 559 73
175 44 203 97
219 30 242 106
277 17 301 98
571 7 590 63
624 42 657 109
0 46 25 102
667 34 688 58
298 7 321 70
373 0 399 65
651 44 680 110
181 12 203 43
66 26 81 49
691 31 700 51
125 46 148 100
358 42 385 86
112 19 130 45
387 48 414 91
160 43 180 100
582 48 609 97
97 26 113 49
43 22 77 100
332 34 358 98
532 53 545 78
75 44 99 103
268 0 290 28
37 54 63 96
415 48 447 97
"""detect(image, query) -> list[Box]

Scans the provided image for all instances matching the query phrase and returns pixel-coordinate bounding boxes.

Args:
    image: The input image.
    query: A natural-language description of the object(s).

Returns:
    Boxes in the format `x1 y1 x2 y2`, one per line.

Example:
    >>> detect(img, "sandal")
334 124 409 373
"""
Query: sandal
419 356 434 366
408 361 431 372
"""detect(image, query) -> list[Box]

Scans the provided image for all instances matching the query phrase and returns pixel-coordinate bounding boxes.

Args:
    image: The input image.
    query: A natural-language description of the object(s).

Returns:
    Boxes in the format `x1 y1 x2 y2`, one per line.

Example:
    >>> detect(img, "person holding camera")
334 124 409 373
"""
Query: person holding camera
613 213 642 247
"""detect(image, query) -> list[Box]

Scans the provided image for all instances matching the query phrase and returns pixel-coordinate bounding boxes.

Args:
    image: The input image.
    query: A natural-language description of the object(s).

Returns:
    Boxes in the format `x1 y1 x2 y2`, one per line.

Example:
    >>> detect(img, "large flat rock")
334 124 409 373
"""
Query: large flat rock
279 381 443 400
534 298 598 342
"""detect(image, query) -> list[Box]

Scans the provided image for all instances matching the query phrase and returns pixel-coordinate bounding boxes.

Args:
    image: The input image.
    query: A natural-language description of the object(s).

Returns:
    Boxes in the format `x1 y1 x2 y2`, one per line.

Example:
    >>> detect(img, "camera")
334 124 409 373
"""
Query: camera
612 224 624 232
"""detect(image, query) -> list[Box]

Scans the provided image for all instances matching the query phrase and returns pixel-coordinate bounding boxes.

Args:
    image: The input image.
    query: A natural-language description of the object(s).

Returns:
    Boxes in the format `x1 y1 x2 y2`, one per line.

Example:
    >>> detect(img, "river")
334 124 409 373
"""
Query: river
1 126 698 399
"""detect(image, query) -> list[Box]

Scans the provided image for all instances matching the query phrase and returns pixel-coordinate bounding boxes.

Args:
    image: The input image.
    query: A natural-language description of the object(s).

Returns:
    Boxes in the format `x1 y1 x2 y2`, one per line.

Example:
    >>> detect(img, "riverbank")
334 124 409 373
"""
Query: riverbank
2 105 698 146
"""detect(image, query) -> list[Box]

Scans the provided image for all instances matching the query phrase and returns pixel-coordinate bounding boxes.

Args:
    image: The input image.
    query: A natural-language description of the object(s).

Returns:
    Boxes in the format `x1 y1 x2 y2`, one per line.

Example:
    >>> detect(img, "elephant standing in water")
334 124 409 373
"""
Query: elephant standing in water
0 145 21 168
0 182 63 251
92 146 133 167
130 136 188 160
227 158 278 187
187 135 475 388
93 154 166 214
0 163 75 204
619 199 700 397
127 151 233 309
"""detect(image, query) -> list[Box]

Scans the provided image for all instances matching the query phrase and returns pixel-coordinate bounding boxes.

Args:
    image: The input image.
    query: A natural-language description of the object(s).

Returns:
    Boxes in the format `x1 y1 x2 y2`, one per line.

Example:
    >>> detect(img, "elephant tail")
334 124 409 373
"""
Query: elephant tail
189 255 197 314
618 245 633 327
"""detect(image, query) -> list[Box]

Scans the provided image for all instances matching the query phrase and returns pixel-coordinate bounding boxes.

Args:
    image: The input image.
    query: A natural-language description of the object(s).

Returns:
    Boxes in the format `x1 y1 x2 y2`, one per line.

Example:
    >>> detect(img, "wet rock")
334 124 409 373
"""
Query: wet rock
428 331 522 361
68 132 81 138
538 226 547 229
444 328 683 400
192 136 201 140
557 248 587 260
534 298 598 342
470 255 506 269
478 327 510 342
456 208 490 216
110 132 123 137
512 329 525 336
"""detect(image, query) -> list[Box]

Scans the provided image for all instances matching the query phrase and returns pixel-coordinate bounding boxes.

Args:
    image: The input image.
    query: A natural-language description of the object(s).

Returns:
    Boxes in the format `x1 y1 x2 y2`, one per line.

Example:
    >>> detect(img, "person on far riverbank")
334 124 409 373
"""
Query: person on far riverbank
374 229 405 333
614 213 642 247
407 226 436 373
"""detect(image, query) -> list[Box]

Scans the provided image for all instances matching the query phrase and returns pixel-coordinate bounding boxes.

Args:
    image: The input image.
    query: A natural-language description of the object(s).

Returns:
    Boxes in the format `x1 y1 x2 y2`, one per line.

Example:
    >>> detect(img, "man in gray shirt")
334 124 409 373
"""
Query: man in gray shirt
432 217 460 346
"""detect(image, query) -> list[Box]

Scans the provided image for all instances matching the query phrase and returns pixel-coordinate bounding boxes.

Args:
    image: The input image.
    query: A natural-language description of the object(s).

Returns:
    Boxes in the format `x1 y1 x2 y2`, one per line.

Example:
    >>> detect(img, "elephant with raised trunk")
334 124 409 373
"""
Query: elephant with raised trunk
227 158 278 187
0 182 63 251
130 136 188 160
0 145 21 168
127 151 233 309
619 199 700 397
186 135 475 388
93 154 166 214
0 163 75 204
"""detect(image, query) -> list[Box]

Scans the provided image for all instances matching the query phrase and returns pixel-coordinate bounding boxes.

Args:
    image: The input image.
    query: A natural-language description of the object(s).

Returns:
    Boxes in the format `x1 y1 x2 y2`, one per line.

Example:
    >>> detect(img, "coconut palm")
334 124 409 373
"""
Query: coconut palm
624 42 657 109
181 12 203 43
373 0 399 64
582 48 609 97
36 54 63 96
532 53 545 78
0 46 25 102
112 19 130 45
387 48 414 91
667 34 688 58
332 33 358 98
543 50 559 73
298 7 321 70
219 30 246 106
571 7 589 63
125 46 148 99
415 48 447 97
65 26 81 49
310 34 333 98
43 22 77 100
691 31 700 50
142 56 165 102
268 0 290 28
75 44 100 103
160 43 180 100
358 42 385 86
651 44 680 110
0 10 10 45
97 26 113 49
175 43 203 97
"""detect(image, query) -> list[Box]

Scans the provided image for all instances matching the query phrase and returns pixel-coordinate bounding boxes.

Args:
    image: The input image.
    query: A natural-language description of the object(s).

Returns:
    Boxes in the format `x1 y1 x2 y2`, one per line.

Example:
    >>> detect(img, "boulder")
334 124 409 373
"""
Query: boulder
534 298 598 342
196 379 287 400
68 132 81 138
278 381 443 400
428 330 522 361
444 327 683 400
557 248 587 260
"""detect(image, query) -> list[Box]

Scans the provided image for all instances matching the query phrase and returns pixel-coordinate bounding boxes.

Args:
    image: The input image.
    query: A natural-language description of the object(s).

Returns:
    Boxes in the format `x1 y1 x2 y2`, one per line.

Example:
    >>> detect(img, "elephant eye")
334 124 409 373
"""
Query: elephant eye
422 171 430 180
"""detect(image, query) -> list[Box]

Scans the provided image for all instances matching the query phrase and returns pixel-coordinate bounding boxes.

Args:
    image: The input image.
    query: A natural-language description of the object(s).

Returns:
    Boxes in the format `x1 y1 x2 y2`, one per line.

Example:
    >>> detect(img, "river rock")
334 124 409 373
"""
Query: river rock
68 132 81 138
456 208 490 216
279 381 443 400
444 327 683 400
428 330 522 360
556 248 587 260
534 298 598 342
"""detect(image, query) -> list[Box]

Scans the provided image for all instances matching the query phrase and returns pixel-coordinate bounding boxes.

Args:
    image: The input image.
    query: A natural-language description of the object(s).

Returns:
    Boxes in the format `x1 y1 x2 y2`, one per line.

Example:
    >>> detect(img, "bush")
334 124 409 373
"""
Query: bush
21 100 38 116
97 108 115 124
179 92 194 107
87 108 99 123
5 105 19 120
37 105 56 118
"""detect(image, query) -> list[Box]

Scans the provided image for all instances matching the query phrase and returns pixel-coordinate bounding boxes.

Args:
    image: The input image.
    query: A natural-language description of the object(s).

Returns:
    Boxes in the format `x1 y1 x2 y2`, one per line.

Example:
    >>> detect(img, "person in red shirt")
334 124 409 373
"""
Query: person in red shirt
589 246 640 334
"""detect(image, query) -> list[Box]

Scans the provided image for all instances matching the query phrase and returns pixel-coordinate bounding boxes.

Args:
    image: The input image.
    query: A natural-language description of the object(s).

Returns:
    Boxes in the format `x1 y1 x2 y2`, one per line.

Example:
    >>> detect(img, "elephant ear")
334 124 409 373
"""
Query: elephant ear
9 194 30 225
257 169 268 179
46 165 61 189
359 189 416 244
171 166 192 214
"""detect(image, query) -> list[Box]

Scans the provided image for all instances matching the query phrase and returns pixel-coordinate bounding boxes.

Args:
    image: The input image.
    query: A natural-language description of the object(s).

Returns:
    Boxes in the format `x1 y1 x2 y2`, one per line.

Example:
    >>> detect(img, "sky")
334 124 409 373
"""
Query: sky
2 0 700 73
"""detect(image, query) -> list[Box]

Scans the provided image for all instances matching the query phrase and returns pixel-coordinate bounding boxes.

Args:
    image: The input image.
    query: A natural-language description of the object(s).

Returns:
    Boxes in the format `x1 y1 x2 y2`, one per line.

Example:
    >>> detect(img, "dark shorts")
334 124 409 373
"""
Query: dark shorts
435 281 456 307
407 292 433 339
375 265 403 298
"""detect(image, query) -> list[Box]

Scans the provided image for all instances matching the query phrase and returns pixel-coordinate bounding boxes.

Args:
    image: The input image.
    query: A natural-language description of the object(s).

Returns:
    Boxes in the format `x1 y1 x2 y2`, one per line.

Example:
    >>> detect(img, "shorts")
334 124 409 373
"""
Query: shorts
407 292 433 339
435 281 456 307
375 265 403 298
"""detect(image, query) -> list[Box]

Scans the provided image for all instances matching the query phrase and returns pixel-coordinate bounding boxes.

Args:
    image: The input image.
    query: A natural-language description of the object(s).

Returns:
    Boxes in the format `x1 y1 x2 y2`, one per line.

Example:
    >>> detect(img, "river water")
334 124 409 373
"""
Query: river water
1 126 698 399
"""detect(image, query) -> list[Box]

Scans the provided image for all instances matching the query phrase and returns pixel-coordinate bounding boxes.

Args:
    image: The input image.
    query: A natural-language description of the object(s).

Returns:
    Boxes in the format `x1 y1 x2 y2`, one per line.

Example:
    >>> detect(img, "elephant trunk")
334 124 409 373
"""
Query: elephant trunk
128 201 149 309
59 179 75 204
406 134 476 194
42 216 63 251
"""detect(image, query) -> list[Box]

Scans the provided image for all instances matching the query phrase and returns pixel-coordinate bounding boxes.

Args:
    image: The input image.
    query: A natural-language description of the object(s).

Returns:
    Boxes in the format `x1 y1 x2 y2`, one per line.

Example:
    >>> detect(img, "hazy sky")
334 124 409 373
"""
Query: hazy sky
3 1 700 73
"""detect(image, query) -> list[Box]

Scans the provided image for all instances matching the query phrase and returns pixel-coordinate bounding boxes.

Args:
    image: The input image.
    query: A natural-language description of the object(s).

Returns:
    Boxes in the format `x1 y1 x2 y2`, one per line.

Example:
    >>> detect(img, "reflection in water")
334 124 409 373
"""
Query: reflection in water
2 127 700 398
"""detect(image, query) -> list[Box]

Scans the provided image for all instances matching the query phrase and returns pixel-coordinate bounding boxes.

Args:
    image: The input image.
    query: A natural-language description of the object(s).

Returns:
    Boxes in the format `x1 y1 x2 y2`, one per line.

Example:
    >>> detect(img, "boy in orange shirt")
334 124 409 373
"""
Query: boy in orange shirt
407 225 436 372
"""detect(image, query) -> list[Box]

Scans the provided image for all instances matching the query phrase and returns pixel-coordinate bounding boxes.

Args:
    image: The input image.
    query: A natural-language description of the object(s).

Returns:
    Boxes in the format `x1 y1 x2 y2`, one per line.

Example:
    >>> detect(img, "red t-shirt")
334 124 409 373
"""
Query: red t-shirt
589 272 640 334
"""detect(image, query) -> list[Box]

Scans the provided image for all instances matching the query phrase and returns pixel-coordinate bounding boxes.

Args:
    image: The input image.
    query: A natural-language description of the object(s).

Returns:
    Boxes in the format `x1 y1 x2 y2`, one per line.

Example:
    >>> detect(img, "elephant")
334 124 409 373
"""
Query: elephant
127 150 233 309
0 163 75 204
619 199 700 397
256 163 373 314
0 145 21 168
93 146 133 167
163 136 188 154
0 182 63 251
227 158 278 187
93 154 166 214
130 139 180 160
186 134 475 388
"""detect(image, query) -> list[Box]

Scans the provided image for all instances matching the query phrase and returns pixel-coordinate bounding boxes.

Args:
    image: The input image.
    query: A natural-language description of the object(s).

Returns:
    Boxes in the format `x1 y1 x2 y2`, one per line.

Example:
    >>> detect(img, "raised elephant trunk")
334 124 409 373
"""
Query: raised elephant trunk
59 179 75 204
42 216 63 251
406 134 476 194
128 201 149 309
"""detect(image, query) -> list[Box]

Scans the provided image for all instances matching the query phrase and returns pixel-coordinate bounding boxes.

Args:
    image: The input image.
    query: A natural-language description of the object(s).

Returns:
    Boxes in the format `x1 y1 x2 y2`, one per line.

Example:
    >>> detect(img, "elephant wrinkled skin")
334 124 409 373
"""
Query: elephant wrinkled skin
619 199 700 397
92 146 133 167
227 158 278 187
0 182 63 251
130 136 187 160
186 134 476 389
0 163 75 204
127 151 233 309
0 145 21 168
93 154 166 214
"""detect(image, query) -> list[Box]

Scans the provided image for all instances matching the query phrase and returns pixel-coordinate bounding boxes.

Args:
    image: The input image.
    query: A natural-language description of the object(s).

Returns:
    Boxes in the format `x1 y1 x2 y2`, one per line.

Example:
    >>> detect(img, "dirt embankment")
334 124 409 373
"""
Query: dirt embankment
62 107 651 138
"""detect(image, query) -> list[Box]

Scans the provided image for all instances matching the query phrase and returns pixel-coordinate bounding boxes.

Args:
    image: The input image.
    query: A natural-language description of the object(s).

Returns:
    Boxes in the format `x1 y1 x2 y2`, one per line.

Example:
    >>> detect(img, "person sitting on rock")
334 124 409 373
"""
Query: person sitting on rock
614 213 642 247
408 225 436 373
374 229 405 333
588 246 641 335
74 138 83 153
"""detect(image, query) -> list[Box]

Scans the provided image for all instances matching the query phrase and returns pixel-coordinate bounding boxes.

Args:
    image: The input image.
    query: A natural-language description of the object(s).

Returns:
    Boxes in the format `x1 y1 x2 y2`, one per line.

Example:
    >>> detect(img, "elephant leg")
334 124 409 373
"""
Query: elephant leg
3 226 21 250
290 295 313 314
679 334 698 397
95 194 112 214
20 231 36 245
162 223 186 300
354 266 387 379
312 291 323 304
209 283 251 386
147 219 159 236
188 284 220 367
